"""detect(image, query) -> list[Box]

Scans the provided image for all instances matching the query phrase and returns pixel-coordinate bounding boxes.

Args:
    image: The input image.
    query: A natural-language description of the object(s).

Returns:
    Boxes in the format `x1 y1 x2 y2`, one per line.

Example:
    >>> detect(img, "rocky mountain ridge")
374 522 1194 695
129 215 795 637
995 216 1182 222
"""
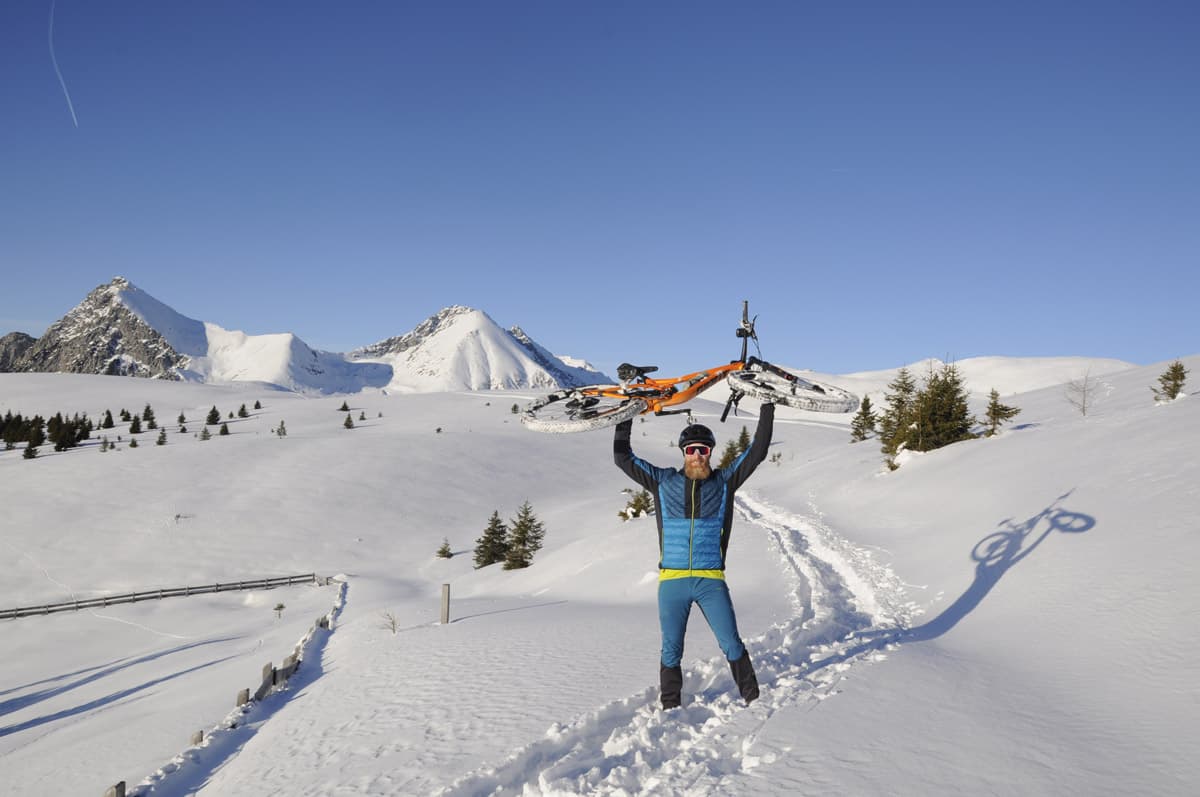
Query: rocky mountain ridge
1 278 610 394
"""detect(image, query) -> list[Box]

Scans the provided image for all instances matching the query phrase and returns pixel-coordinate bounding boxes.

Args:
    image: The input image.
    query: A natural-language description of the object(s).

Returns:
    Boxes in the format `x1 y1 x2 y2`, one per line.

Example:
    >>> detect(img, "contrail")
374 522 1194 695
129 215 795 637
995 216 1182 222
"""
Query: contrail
48 0 79 127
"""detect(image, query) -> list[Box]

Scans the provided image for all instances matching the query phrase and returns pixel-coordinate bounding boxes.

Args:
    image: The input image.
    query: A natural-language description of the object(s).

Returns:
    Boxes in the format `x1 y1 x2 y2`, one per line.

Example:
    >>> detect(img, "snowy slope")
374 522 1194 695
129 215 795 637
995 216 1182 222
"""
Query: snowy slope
0 353 1196 796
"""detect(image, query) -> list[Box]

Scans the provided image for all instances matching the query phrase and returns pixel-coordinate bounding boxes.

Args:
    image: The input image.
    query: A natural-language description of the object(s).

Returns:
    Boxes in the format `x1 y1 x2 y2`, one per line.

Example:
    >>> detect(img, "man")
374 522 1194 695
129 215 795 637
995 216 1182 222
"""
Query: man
613 402 774 709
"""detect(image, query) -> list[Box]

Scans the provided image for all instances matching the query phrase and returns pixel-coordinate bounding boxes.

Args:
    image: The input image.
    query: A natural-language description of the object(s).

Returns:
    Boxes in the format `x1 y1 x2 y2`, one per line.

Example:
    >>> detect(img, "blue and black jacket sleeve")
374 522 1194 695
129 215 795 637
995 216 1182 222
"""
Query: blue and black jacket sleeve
725 403 774 490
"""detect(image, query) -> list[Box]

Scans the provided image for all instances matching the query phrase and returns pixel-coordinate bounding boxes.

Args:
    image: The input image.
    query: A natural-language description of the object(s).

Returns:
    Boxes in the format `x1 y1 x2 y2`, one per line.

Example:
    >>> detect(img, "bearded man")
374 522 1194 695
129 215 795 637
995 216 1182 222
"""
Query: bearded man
613 401 774 709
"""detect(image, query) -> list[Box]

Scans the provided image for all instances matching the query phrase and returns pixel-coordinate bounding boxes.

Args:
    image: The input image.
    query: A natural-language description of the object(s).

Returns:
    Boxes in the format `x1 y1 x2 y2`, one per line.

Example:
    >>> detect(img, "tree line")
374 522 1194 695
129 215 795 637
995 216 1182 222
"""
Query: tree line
848 359 1189 470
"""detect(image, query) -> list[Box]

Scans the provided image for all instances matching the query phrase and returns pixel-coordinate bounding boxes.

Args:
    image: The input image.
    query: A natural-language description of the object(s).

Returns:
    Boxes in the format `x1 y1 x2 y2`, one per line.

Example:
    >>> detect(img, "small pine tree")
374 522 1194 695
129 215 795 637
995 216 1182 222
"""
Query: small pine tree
254 400 263 410
206 406 220 425
344 413 355 429
504 501 546 570
984 389 1021 437
850 396 878 442
359 411 366 421
1152 360 1188 402
199 427 212 441
277 420 287 438
100 436 110 452
129 416 142 434
102 409 115 429
909 363 975 452
339 401 350 412
878 367 917 469
178 412 187 425
436 538 454 559
219 422 230 436
618 489 656 521
23 443 38 459
238 403 250 418
511 403 520 414
129 437 139 448
142 404 155 424
228 411 234 420
179 424 187 434
474 511 510 568
736 426 751 454
717 439 740 469
156 429 167 445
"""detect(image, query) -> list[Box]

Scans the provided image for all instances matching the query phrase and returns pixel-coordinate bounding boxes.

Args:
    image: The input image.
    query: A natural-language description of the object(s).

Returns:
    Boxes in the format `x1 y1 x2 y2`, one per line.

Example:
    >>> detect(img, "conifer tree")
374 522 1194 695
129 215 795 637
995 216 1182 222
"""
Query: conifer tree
504 501 546 570
178 412 187 425
129 437 139 448
910 363 975 452
850 396 879 442
254 400 262 410
344 413 355 429
436 538 454 559
618 489 656 521
24 422 45 458
276 420 287 438
339 401 350 412
1152 360 1188 402
219 423 230 436
878 367 917 468
199 427 212 441
717 438 740 469
474 511 509 568
129 415 142 434
206 406 221 425
156 429 168 445
238 403 250 418
984 389 1021 437
142 404 155 424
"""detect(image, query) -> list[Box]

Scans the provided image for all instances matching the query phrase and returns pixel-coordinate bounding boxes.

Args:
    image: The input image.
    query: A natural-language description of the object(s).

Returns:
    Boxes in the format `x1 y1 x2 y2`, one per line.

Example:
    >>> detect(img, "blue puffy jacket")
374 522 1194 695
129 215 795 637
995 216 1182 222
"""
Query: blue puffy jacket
614 403 773 579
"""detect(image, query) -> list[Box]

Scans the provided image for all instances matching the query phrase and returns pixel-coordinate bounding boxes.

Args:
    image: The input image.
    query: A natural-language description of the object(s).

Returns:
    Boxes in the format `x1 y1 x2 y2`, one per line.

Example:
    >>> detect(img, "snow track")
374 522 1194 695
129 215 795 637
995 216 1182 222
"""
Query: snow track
440 493 918 796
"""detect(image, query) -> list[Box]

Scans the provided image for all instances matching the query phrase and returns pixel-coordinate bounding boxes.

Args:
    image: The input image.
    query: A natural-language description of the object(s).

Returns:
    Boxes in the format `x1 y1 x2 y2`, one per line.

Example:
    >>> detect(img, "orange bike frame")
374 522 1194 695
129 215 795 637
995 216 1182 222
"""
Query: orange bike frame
583 361 747 416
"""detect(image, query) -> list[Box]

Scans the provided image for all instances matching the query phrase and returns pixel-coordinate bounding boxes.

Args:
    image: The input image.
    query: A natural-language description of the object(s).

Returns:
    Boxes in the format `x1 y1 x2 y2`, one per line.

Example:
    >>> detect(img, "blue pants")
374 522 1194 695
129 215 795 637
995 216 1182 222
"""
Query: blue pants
658 577 746 667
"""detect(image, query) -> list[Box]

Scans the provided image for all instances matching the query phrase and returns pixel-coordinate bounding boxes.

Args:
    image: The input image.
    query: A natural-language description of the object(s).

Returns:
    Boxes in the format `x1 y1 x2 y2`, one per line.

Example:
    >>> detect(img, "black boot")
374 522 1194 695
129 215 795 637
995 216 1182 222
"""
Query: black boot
660 664 683 709
729 652 759 705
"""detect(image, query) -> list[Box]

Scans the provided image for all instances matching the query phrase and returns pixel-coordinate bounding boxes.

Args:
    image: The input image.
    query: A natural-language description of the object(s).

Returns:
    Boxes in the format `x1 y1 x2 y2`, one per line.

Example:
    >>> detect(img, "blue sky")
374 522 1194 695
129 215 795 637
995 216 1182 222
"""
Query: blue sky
2 1 1196 377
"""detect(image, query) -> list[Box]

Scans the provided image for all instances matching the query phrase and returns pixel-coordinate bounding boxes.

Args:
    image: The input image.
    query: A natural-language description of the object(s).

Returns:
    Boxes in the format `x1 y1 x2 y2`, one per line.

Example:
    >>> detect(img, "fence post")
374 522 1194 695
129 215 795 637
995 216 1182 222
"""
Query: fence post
237 688 250 707
191 729 204 745
440 583 450 624
103 781 125 797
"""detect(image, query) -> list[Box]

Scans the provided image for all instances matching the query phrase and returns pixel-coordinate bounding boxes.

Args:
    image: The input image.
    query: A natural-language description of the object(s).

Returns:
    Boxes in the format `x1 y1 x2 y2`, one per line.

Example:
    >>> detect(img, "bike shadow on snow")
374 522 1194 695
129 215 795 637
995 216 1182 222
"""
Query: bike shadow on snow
807 490 1096 672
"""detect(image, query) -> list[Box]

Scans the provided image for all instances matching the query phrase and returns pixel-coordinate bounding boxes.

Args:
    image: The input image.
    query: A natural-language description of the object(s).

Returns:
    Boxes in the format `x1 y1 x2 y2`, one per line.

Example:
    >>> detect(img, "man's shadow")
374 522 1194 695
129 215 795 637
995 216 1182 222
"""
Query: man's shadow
808 490 1096 671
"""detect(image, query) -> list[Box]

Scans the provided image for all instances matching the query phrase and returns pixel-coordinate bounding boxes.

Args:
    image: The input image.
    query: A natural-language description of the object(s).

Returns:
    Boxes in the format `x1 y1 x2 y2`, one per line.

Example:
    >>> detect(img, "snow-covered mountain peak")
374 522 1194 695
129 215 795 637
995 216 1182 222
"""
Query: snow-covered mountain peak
352 307 611 392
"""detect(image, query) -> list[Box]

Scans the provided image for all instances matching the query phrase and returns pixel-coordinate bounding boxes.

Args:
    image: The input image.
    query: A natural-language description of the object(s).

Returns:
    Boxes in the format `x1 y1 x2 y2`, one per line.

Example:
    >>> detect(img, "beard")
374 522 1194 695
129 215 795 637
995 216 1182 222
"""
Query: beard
683 459 712 480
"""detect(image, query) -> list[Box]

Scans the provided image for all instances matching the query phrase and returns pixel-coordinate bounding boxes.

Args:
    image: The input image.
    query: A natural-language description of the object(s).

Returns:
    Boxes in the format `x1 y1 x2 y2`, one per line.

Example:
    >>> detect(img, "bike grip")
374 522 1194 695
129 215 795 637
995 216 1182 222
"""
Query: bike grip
721 396 734 423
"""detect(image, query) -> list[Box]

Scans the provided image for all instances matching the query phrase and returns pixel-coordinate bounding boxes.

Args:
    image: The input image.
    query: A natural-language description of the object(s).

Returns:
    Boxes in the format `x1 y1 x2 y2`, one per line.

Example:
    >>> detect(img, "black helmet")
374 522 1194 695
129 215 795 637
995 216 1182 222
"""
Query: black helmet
678 423 716 450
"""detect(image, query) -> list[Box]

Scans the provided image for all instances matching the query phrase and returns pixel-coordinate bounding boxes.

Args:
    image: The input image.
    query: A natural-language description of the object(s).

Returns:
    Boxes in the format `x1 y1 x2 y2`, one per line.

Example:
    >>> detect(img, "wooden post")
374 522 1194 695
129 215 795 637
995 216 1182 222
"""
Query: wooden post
237 688 250 706
191 729 204 745
440 583 451 624
103 782 125 797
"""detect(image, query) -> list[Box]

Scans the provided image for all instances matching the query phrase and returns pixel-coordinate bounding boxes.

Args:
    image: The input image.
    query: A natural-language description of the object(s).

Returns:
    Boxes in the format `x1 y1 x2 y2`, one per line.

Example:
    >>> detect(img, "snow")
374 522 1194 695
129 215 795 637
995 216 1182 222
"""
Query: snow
1 353 1197 796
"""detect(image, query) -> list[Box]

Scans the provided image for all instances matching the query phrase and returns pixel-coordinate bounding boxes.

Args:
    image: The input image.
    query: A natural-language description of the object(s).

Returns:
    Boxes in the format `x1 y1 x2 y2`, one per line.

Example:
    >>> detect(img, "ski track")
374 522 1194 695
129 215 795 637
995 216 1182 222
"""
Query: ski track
439 492 921 796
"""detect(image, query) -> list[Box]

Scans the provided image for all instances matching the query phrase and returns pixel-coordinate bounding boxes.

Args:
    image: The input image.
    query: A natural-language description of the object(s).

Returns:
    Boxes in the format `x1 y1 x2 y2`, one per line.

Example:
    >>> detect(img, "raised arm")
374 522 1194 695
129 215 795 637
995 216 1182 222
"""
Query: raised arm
725 402 774 489
614 419 666 492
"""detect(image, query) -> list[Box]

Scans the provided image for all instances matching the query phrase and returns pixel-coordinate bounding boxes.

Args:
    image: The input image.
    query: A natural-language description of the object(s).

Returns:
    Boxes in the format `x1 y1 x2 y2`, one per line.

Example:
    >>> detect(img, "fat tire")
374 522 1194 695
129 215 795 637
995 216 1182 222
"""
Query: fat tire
521 390 647 433
727 370 858 413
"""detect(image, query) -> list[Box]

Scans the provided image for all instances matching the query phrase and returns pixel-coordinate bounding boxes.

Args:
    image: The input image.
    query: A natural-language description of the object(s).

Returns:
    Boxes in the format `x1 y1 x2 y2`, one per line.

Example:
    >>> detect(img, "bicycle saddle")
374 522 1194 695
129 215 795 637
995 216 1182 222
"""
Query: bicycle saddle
617 362 658 382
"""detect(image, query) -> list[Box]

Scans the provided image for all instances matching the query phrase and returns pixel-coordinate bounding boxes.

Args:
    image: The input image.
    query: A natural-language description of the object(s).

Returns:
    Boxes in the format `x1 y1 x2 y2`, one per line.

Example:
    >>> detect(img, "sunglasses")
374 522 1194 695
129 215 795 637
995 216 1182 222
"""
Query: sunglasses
683 444 712 457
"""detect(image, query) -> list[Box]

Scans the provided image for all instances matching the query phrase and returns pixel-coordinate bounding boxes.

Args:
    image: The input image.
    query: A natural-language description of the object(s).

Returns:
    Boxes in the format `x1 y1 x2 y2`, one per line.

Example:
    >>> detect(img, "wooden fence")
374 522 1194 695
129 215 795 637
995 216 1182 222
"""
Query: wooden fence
1 574 329 620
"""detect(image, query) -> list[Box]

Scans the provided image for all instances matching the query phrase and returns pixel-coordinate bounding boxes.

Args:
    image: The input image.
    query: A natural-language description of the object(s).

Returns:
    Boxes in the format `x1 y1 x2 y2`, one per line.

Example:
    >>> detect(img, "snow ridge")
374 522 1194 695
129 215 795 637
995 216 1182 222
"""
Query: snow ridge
439 493 914 795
